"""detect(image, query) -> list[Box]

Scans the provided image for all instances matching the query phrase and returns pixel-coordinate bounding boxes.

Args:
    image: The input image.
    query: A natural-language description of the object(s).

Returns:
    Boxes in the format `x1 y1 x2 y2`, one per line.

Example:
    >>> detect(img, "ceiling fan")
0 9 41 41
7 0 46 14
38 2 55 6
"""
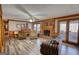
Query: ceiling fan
15 4 40 22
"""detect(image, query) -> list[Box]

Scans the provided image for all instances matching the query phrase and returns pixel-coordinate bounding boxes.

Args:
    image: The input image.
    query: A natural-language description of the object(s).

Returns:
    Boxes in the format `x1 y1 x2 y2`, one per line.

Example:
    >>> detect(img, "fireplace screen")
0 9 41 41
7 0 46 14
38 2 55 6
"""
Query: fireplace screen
44 30 50 36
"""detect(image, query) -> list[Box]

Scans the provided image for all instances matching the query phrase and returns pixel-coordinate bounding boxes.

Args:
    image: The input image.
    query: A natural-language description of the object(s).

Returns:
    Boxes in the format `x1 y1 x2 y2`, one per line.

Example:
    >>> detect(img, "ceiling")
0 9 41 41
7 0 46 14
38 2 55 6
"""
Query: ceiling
2 4 79 22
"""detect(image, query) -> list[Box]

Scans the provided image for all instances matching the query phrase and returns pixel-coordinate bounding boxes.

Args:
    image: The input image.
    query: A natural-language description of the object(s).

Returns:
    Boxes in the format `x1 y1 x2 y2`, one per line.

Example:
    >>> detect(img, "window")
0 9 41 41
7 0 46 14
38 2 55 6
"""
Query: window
28 23 32 29
60 22 66 32
37 24 40 33
34 24 37 31
34 24 40 33
59 21 67 40
69 20 78 43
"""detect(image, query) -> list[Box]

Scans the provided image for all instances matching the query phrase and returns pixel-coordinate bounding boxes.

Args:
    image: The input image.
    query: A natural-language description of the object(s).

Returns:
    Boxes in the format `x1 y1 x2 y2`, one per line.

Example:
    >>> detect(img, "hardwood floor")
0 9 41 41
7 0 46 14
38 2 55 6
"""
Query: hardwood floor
4 38 41 55
0 37 79 55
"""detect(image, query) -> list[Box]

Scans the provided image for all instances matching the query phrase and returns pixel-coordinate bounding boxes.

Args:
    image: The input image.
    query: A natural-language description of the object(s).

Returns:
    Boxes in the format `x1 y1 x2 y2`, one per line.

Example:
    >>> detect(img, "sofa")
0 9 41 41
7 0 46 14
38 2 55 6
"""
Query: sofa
16 29 37 40
40 40 59 55
16 29 31 40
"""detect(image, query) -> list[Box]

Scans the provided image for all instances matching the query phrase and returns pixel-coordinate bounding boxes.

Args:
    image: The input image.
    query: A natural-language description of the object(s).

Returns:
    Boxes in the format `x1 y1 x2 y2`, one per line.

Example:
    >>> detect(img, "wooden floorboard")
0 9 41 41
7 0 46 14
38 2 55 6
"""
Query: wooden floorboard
4 38 41 55
0 38 79 55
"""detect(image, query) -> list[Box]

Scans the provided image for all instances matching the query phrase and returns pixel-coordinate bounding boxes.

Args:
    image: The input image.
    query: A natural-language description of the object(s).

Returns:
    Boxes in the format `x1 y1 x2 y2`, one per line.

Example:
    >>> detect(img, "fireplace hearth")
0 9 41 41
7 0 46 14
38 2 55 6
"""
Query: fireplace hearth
44 30 50 36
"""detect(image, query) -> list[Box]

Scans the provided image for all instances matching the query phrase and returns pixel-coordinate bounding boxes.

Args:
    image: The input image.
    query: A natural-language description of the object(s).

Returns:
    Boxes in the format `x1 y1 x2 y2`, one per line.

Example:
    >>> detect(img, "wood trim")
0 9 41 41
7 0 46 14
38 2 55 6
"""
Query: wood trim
34 18 54 22
34 13 79 22
8 19 31 23
1 20 4 52
78 20 79 45
65 21 69 43
54 13 79 19
0 4 4 52
0 5 2 17
57 21 60 34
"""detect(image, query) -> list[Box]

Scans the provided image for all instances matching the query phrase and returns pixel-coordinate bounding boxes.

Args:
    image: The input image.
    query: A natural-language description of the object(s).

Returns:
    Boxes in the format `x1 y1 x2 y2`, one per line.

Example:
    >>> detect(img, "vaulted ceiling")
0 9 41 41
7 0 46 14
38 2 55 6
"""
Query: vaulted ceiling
2 4 79 22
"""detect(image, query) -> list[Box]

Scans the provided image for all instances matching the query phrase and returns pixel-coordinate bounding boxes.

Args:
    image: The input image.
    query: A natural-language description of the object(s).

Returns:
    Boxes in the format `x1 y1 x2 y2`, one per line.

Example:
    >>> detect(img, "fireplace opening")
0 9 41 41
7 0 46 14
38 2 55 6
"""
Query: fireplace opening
44 30 50 36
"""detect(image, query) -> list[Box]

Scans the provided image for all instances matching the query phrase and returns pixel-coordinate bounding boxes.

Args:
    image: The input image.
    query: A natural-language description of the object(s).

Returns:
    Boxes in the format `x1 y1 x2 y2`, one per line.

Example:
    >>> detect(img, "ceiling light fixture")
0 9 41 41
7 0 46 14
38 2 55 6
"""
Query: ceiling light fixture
29 19 33 22
29 17 36 22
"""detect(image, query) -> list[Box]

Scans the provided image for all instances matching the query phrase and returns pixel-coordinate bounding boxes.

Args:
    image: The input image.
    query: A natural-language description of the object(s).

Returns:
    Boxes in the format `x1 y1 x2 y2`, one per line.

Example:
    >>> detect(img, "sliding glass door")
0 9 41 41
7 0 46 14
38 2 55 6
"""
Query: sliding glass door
58 20 79 44
69 20 78 43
